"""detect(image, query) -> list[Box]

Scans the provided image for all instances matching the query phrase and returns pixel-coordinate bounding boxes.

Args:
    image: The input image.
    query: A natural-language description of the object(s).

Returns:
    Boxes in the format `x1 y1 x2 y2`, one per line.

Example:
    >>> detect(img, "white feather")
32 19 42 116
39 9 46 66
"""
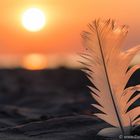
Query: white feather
81 19 140 137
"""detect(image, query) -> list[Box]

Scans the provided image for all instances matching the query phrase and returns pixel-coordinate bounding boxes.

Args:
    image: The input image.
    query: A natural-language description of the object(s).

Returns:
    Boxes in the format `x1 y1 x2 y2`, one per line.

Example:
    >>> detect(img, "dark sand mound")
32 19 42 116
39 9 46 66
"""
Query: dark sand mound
0 68 139 140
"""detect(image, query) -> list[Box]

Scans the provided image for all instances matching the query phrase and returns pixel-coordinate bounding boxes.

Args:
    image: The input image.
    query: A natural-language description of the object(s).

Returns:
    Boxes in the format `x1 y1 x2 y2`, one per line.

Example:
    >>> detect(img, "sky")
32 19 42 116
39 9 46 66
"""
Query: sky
0 0 140 68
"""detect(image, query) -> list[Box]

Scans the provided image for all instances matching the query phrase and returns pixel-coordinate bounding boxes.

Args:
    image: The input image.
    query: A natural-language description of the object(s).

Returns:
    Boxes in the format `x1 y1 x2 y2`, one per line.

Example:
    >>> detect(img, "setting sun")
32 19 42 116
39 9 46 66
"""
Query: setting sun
22 8 46 32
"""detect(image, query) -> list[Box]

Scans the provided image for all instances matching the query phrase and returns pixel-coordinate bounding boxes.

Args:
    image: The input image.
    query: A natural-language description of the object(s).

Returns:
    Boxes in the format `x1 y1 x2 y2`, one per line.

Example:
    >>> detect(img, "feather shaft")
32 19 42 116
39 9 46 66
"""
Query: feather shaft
94 21 125 135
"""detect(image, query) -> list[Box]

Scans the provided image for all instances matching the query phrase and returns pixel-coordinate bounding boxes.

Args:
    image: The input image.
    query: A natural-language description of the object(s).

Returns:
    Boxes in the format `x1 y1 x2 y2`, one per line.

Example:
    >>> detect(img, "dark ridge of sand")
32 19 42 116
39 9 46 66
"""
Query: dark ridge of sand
0 67 139 140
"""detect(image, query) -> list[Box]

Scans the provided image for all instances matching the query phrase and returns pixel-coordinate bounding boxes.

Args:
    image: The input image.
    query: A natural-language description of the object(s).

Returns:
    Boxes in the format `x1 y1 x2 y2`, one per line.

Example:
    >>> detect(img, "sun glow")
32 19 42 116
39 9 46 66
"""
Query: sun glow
22 8 46 32
22 54 47 70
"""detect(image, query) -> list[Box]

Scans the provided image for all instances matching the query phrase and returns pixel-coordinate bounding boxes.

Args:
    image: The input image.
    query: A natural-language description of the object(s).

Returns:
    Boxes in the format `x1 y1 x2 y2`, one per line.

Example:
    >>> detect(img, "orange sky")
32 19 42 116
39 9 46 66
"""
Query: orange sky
0 0 140 55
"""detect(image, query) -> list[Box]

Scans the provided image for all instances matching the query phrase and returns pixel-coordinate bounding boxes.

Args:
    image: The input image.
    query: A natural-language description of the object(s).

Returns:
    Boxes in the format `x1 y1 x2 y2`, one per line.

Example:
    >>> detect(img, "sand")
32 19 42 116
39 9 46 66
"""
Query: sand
0 68 139 140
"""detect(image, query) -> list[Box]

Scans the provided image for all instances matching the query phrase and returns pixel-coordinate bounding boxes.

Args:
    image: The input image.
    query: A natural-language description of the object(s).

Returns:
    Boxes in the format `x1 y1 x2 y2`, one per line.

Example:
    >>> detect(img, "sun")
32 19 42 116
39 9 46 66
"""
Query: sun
22 8 46 32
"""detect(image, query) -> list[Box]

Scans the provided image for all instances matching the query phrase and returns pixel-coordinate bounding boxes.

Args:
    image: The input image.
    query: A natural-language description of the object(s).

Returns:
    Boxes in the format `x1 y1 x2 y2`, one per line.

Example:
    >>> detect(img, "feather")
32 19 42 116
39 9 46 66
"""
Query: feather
81 19 140 137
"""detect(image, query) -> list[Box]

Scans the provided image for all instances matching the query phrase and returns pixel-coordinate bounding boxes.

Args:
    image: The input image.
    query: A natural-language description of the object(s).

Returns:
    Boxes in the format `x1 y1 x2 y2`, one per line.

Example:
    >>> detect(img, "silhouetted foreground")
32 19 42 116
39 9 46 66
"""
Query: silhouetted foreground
0 67 139 140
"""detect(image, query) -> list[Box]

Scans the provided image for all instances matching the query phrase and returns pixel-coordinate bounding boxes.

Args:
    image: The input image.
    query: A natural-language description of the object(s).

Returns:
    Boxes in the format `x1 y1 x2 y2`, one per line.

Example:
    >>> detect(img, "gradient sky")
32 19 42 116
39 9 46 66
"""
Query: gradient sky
0 0 140 55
